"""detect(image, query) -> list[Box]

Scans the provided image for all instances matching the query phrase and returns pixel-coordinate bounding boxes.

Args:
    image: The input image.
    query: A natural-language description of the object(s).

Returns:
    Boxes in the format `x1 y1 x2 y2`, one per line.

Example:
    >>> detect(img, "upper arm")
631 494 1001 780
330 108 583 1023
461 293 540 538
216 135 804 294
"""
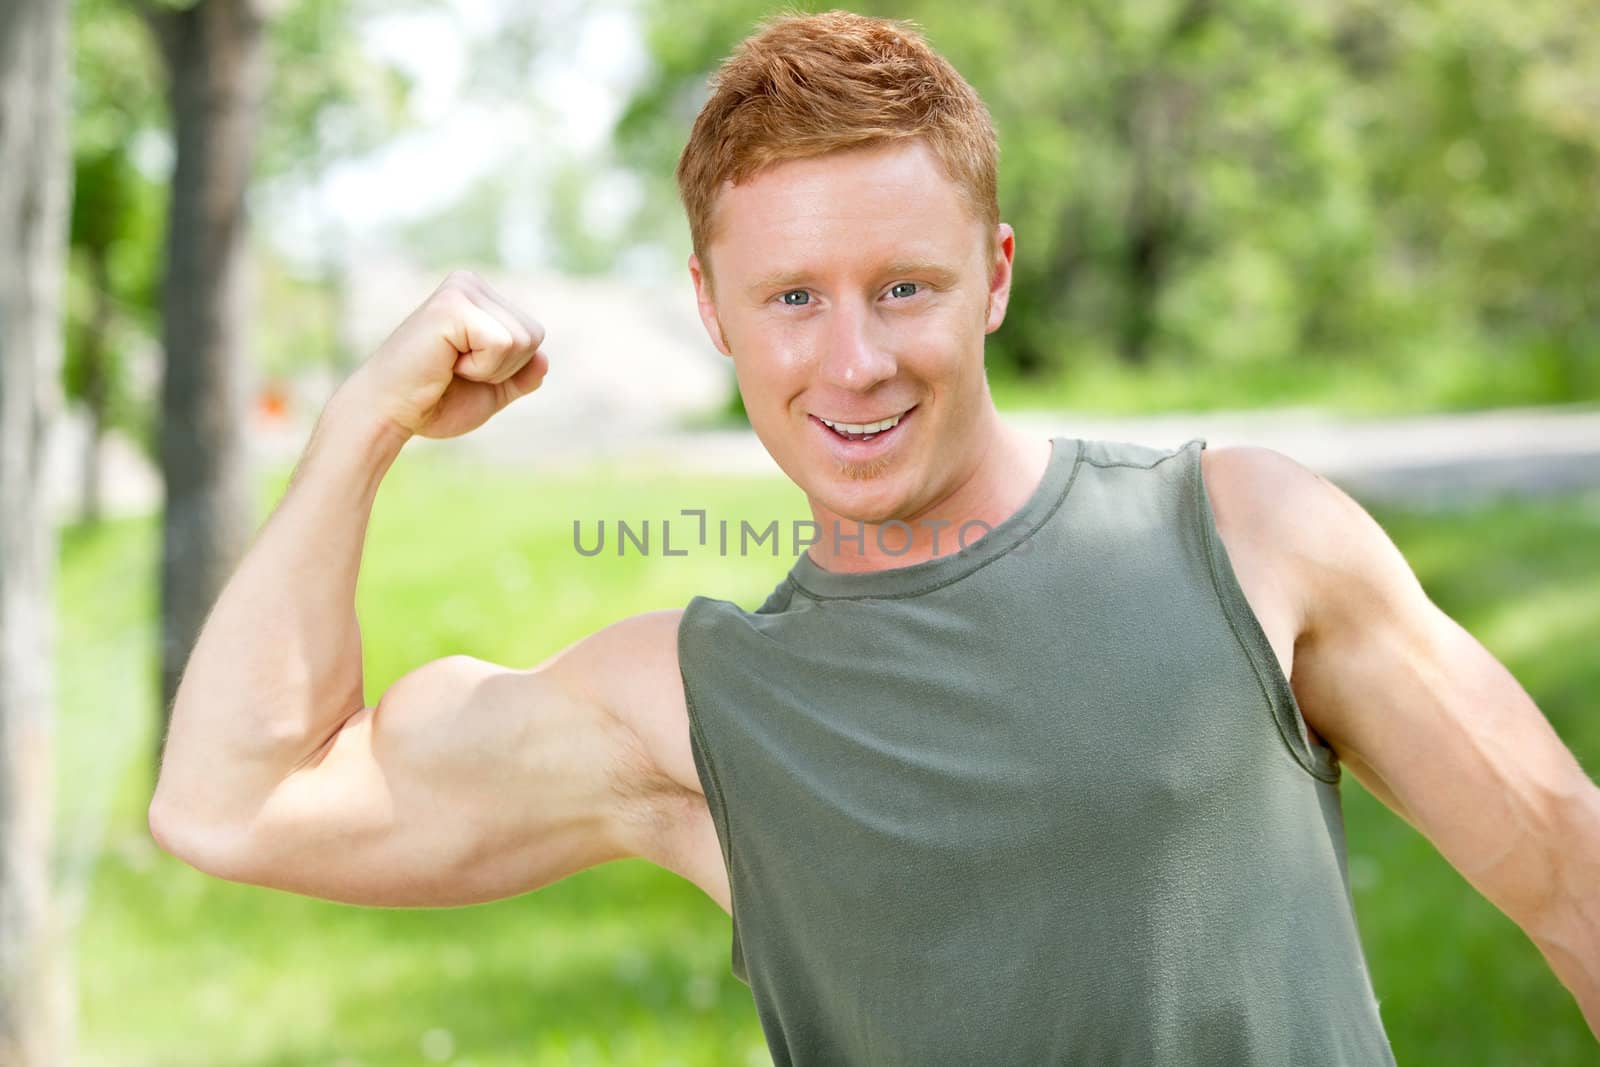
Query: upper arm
217 608 700 907
1208 445 1600 938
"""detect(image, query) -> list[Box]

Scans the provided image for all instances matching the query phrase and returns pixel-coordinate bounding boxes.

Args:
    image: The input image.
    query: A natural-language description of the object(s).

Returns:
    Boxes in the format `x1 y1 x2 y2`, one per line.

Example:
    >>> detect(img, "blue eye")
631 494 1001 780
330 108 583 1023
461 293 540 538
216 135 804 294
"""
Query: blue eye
889 282 920 299
780 290 810 306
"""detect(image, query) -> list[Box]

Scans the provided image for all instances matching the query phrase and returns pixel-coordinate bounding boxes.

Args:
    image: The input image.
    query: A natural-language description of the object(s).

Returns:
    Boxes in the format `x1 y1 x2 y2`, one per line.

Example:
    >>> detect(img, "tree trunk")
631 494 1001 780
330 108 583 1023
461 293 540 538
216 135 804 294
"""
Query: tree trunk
1117 78 1184 369
0 0 73 1061
145 0 266 758
1114 1 1209 368
79 254 114 526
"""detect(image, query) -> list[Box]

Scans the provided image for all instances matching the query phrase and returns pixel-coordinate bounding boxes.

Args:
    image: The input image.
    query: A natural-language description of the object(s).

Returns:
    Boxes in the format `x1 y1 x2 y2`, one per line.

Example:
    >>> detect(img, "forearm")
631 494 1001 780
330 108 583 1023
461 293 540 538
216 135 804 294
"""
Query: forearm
1536 934 1600 1039
1529 788 1600 1039
152 371 410 832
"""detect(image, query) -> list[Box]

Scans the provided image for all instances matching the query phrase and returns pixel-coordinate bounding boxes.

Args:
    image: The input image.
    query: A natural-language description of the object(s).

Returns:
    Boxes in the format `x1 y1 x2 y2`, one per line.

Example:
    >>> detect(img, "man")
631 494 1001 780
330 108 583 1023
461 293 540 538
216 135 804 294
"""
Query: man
149 10 1598 1063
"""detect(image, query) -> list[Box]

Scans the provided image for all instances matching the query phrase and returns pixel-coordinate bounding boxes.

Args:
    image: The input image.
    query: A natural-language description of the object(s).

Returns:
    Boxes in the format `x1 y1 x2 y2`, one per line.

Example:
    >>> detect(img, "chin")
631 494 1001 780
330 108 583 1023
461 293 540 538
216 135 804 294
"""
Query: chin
811 470 918 526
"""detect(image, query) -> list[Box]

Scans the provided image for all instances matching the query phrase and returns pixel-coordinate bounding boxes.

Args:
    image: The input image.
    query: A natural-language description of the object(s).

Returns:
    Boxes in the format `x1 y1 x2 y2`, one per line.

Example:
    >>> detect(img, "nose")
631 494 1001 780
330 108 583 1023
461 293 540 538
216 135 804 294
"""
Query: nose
815 296 897 392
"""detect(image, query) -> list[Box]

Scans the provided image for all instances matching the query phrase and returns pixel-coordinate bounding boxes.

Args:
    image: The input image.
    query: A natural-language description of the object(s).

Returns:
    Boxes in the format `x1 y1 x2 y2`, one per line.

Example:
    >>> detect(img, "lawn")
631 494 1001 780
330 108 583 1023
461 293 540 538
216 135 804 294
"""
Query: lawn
59 448 1599 1065
984 344 1600 417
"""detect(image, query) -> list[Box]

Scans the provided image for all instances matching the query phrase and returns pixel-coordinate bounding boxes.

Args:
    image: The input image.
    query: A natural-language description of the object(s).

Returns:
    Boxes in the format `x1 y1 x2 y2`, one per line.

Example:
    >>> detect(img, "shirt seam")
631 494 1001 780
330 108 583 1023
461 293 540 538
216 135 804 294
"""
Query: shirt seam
676 608 747 979
1081 442 1193 472
1189 441 1342 784
788 438 1087 603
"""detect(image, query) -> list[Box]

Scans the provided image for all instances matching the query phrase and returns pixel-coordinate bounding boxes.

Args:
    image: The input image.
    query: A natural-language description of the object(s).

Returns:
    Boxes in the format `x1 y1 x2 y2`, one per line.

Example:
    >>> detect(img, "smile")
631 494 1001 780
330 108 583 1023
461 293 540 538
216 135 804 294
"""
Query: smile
815 408 912 439
810 405 918 449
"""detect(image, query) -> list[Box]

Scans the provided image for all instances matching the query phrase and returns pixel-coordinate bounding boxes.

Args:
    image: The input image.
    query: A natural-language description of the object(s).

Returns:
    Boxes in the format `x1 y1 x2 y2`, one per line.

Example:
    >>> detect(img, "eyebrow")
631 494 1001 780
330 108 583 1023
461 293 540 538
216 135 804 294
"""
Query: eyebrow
883 260 962 285
745 270 812 296
744 259 963 298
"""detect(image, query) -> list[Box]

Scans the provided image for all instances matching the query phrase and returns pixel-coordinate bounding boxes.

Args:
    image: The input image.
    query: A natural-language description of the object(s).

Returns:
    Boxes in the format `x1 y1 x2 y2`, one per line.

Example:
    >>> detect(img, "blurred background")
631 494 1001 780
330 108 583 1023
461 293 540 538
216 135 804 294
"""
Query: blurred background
1 0 1596 1063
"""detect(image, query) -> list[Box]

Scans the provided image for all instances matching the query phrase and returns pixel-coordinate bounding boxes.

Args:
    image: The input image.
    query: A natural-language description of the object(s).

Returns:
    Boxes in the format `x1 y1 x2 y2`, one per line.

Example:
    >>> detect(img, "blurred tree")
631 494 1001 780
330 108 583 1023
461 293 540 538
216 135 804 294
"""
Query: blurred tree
62 0 416 531
135 0 268 749
66 0 166 525
1338 0 1600 401
615 0 1600 402
384 2 558 274
114 0 418 763
253 0 416 379
66 147 165 524
0 0 73 1062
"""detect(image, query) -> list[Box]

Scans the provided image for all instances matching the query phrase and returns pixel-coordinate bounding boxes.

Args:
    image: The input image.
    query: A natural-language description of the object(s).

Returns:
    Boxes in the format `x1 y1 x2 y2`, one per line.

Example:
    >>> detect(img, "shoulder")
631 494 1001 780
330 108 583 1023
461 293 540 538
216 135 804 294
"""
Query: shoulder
1197 444 1321 570
1198 443 1325 522
1198 443 1422 637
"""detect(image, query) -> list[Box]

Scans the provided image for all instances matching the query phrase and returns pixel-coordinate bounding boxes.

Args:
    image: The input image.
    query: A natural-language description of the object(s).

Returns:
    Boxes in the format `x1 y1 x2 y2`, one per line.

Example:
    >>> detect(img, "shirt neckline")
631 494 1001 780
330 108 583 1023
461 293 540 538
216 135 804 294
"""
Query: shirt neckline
787 436 1084 601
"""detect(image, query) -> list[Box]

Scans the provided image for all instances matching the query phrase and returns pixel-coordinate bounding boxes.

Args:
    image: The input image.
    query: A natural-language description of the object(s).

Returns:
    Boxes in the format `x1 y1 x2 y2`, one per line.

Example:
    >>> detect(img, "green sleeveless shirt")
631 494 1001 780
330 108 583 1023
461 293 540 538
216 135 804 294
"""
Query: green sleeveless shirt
677 436 1397 1065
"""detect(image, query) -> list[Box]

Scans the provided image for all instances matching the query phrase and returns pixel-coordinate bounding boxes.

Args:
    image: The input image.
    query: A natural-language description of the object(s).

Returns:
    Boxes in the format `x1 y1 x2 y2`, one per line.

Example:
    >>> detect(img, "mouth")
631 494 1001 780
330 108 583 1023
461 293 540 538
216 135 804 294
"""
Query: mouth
809 405 917 455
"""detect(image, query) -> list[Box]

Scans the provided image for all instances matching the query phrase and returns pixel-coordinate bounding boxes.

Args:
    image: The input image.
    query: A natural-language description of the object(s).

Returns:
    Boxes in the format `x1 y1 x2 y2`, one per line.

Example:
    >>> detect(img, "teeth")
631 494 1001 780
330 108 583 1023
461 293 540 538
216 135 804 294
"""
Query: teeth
819 412 904 434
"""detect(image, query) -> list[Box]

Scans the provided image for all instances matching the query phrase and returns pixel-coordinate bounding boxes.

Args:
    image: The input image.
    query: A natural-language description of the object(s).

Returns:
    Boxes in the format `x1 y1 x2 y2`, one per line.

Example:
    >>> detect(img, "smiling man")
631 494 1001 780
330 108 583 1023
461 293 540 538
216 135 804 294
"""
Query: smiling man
149 9 1599 1065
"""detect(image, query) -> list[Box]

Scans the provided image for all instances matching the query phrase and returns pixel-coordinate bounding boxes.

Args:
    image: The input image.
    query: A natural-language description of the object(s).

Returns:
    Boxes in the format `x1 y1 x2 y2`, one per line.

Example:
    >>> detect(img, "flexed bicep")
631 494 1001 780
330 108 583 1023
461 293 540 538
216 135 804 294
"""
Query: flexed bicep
206 613 695 908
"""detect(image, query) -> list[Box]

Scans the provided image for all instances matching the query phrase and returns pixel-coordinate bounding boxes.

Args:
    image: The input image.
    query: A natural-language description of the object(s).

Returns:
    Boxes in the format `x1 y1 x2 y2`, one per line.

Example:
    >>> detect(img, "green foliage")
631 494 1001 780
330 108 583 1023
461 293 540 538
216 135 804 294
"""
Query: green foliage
65 0 426 440
250 241 349 381
64 0 169 458
614 0 1600 404
58 458 1600 1063
249 0 426 381
395 169 524 272
67 0 167 312
255 0 422 183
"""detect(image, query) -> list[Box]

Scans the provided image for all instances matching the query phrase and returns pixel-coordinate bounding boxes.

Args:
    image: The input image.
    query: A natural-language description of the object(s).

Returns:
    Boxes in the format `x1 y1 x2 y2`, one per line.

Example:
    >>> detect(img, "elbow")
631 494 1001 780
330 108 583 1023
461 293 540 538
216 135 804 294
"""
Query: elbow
147 793 255 883
146 795 193 862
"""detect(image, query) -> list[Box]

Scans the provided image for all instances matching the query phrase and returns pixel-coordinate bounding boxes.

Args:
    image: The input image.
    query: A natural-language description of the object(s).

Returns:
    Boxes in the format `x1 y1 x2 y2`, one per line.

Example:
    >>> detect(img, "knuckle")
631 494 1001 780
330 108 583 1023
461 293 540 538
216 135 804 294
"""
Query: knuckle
487 325 516 354
431 284 474 318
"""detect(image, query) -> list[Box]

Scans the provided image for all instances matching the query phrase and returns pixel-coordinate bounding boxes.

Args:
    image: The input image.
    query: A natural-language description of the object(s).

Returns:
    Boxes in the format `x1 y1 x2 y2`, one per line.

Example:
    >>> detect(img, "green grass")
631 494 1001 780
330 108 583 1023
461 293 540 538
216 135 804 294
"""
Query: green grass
986 344 1600 416
58 452 1599 1064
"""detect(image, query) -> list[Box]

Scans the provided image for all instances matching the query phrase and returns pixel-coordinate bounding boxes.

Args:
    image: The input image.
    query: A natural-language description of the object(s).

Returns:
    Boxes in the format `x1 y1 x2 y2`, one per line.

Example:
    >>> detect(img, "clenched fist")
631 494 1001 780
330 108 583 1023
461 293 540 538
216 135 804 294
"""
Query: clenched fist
349 270 550 440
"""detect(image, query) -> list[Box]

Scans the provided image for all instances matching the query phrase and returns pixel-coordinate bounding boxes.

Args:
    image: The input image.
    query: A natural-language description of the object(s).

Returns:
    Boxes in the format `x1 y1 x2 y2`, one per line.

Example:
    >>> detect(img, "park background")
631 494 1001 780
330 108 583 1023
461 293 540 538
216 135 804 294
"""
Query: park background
8 0 1600 1063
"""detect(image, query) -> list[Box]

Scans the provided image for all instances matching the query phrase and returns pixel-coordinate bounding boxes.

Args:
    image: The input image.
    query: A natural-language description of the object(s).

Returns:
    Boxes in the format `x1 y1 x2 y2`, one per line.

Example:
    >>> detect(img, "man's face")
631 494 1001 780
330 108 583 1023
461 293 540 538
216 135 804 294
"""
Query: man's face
689 138 1015 526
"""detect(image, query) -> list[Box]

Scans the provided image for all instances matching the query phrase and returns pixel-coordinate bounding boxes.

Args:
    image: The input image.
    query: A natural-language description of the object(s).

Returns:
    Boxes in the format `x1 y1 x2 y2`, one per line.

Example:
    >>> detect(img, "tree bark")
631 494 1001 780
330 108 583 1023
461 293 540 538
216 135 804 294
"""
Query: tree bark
1114 0 1209 367
78 254 113 526
145 0 266 758
0 0 73 1061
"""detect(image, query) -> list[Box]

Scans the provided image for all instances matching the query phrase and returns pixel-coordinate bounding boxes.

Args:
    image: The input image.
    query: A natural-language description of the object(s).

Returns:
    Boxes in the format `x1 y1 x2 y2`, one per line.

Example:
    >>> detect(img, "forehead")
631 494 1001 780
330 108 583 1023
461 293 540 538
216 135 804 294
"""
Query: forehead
704 140 985 282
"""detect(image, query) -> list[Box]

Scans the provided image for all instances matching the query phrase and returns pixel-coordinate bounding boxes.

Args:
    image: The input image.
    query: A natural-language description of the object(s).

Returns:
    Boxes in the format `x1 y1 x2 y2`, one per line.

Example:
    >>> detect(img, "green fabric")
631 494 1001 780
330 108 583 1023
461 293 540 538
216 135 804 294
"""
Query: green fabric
677 436 1397 1066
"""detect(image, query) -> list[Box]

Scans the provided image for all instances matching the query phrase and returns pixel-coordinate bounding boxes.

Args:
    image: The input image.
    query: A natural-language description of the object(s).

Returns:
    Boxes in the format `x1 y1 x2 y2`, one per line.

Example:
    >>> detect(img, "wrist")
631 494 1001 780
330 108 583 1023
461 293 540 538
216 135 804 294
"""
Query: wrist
325 369 414 457
291 373 412 496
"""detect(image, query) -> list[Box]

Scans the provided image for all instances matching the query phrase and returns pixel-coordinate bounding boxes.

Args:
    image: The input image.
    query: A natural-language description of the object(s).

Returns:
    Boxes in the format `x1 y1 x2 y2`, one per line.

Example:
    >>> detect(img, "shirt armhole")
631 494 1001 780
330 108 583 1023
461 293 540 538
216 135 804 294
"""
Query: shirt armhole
677 597 750 985
1187 438 1342 784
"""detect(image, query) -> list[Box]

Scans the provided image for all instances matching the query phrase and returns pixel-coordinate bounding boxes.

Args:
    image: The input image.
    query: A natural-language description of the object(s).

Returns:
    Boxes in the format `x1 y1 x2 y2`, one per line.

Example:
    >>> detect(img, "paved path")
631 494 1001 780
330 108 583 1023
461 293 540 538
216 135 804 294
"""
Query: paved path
49 402 1600 523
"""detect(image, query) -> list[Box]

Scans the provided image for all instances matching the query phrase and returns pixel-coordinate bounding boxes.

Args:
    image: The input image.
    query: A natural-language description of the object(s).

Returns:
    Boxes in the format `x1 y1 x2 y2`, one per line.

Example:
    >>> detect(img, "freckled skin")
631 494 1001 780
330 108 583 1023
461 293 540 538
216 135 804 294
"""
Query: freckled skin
687 139 1052 574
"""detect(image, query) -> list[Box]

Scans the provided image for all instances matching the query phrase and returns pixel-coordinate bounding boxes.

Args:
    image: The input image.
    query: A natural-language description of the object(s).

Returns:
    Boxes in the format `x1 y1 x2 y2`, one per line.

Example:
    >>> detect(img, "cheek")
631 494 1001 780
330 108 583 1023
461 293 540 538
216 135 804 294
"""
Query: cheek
725 335 808 417
728 317 819 380
902 316 988 400
899 304 980 362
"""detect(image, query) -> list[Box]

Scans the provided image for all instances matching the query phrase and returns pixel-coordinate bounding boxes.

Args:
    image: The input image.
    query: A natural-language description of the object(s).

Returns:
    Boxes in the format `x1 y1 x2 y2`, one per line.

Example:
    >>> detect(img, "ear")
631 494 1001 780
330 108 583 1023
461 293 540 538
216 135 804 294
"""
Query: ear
983 223 1016 335
688 253 732 357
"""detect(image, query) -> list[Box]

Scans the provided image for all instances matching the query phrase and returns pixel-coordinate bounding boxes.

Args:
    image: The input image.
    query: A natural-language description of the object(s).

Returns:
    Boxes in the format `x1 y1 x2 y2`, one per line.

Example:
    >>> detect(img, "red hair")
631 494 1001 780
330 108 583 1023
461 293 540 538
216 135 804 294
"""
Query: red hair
676 10 1000 267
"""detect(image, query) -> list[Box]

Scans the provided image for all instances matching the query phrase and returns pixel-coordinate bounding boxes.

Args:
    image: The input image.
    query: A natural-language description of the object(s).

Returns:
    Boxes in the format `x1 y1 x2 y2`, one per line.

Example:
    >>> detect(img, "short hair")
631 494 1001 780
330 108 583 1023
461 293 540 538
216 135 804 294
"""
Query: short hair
676 9 1000 272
